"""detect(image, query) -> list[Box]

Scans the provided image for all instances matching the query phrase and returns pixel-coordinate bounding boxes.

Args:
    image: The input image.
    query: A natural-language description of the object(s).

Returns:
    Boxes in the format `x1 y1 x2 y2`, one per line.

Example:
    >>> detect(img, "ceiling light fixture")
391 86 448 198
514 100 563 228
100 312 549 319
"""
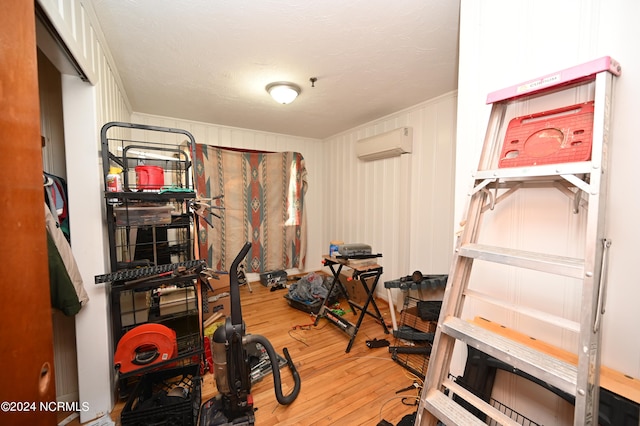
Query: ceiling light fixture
266 82 301 104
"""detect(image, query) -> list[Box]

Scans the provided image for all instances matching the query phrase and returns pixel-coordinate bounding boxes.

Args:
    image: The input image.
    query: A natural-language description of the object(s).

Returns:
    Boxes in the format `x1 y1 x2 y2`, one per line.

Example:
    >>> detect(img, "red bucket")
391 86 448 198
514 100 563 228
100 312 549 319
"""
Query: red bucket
135 165 164 190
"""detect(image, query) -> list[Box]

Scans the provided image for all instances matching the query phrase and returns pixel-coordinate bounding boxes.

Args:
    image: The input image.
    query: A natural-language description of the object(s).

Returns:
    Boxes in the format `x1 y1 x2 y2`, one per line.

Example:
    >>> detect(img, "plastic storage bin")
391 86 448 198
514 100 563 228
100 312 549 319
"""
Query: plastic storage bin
114 205 174 226
120 364 201 426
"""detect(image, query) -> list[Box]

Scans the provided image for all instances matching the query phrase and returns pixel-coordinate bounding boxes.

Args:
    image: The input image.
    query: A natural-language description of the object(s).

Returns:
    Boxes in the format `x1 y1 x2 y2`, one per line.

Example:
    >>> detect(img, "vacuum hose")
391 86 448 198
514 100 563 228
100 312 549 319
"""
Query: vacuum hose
245 334 301 405
213 241 300 407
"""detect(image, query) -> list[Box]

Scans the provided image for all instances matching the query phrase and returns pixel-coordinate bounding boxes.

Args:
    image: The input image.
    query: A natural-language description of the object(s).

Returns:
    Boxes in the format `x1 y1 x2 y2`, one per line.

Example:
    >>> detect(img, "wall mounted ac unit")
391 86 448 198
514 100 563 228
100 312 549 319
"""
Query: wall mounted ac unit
356 127 413 161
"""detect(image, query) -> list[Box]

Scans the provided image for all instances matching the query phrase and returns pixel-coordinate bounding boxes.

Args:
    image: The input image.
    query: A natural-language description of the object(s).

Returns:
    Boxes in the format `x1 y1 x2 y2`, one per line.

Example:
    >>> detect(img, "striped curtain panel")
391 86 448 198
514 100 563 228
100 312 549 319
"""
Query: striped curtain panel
192 144 307 273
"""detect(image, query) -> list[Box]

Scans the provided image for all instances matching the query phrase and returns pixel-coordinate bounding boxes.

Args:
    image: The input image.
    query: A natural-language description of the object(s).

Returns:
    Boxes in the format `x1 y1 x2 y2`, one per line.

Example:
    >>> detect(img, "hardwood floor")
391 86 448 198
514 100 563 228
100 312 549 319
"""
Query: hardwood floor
89 275 424 425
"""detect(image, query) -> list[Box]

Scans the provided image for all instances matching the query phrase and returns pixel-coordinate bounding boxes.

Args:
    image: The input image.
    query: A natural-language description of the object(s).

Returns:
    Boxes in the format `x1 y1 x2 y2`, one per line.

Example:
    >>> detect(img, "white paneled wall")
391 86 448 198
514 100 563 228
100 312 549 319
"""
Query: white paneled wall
38 50 67 179
457 0 640 423
323 93 457 307
132 92 457 309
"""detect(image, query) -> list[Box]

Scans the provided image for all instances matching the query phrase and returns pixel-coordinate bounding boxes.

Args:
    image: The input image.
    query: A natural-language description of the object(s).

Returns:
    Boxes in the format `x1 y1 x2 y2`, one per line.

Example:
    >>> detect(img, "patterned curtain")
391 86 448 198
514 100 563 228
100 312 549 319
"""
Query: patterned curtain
192 144 307 273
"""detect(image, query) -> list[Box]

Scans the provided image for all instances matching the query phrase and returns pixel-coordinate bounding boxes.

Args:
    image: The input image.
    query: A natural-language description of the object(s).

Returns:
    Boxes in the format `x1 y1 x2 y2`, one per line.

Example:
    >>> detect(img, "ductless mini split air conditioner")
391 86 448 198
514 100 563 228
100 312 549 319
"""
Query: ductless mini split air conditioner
356 127 413 161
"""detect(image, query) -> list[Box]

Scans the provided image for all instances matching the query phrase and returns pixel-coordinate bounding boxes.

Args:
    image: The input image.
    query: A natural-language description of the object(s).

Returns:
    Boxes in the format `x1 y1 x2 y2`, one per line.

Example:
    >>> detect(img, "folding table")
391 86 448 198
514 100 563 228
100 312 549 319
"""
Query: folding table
314 254 389 352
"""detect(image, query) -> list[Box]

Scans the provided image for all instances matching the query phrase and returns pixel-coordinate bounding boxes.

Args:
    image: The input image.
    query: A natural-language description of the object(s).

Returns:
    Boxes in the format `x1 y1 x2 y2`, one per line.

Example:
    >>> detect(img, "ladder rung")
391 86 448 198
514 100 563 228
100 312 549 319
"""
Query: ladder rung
473 161 594 181
464 289 581 332
442 378 521 426
459 243 584 279
441 316 577 395
422 388 487 426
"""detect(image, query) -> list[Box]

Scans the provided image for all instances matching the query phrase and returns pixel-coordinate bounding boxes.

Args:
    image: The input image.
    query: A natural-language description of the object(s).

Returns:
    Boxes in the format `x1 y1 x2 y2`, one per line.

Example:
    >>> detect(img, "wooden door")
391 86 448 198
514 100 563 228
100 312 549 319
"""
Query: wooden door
0 1 57 425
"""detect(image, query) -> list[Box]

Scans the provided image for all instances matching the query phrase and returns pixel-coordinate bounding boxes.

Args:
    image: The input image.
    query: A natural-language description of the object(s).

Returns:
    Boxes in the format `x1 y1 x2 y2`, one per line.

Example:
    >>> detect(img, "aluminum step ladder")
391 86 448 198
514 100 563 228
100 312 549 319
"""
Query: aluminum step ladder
416 57 621 426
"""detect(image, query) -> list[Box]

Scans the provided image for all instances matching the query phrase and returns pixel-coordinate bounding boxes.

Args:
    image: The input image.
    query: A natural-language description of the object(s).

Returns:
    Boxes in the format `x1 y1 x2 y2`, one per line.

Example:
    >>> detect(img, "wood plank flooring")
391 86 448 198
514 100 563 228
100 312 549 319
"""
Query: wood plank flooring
93 276 424 425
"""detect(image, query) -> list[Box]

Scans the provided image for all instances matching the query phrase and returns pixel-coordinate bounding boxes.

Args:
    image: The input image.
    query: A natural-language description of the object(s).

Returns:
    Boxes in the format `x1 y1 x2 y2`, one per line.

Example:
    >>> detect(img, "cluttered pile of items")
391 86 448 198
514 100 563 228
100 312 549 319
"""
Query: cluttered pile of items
97 122 301 426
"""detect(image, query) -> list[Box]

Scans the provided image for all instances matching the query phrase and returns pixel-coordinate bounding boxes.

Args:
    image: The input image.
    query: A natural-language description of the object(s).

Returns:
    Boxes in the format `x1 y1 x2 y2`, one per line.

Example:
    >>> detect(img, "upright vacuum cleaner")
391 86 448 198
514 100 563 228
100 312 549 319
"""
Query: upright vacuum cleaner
199 242 301 425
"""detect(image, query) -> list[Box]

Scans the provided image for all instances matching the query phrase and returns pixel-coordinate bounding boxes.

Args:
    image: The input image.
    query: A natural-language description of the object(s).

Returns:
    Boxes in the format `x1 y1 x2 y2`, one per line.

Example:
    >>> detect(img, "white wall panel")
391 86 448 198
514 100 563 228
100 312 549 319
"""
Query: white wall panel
38 0 96 83
458 0 640 423
323 93 457 307
38 50 67 178
63 75 113 423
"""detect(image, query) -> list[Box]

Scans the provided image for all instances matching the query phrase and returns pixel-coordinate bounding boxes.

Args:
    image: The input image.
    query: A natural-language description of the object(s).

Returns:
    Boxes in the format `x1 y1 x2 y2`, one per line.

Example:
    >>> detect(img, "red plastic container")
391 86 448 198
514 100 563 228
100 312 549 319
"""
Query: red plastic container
498 101 594 168
135 165 164 190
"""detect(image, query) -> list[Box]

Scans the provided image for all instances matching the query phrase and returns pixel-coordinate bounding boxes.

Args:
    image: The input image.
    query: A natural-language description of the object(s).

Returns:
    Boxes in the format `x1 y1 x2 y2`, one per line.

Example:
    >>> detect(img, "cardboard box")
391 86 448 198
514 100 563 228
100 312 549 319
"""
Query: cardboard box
207 271 230 292
159 287 196 316
208 293 230 317
203 284 230 320
203 271 233 320
209 285 229 298
339 268 375 306
120 289 149 326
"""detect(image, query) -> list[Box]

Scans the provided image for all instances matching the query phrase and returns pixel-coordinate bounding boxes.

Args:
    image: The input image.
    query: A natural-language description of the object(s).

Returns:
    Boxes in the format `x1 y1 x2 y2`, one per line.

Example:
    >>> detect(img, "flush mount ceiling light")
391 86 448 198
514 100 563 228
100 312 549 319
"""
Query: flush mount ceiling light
266 82 301 104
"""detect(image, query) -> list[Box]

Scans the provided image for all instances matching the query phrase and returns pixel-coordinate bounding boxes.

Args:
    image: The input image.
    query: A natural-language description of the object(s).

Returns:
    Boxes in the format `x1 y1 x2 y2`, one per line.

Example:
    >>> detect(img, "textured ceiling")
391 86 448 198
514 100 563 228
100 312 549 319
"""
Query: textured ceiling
87 0 460 139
